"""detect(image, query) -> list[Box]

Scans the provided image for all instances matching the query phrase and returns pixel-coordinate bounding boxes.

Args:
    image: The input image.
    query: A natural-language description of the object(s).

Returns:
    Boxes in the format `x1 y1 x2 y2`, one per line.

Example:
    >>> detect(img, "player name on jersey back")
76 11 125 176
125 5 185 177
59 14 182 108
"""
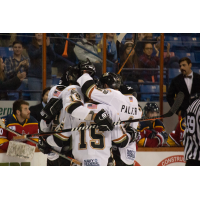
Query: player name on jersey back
121 105 138 115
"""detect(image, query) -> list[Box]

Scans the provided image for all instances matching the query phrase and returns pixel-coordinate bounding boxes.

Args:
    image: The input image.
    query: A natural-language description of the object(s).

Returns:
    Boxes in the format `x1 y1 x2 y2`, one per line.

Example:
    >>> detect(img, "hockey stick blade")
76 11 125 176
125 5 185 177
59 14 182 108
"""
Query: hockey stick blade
168 91 185 114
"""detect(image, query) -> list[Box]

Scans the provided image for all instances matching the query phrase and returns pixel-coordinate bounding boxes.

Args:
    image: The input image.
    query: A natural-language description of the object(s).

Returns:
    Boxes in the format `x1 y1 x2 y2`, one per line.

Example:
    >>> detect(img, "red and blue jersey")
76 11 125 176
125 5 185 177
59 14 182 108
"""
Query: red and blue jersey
137 119 165 147
0 114 39 151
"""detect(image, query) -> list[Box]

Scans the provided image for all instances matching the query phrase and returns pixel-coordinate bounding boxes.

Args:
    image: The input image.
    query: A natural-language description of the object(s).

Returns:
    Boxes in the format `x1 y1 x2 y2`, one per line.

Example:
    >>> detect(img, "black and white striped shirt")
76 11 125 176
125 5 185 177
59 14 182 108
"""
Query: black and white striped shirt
184 98 200 161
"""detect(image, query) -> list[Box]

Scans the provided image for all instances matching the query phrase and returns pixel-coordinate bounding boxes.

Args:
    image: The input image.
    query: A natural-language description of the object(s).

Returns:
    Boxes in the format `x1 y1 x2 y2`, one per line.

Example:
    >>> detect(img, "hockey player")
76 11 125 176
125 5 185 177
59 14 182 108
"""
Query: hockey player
41 97 131 166
39 67 73 166
137 102 168 147
0 100 38 151
39 64 114 165
77 64 140 166
166 117 185 147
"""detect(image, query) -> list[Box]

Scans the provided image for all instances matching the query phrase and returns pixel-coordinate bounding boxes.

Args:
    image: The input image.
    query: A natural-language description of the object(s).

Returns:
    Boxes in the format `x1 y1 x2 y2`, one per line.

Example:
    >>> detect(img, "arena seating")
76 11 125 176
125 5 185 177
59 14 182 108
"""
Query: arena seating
175 52 195 63
140 85 160 101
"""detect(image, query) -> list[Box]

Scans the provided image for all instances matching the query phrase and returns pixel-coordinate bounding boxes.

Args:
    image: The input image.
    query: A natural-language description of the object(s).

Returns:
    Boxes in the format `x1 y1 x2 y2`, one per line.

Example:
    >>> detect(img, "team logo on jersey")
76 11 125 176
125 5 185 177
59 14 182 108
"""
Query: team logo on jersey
129 97 133 102
53 90 61 97
70 90 81 102
9 126 16 131
84 159 100 166
126 149 136 160
96 87 109 94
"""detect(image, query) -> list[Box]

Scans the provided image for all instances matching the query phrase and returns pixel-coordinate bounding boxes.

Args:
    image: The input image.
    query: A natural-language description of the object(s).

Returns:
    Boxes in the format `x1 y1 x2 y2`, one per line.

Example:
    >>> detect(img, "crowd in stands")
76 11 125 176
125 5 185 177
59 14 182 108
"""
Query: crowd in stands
0 33 200 101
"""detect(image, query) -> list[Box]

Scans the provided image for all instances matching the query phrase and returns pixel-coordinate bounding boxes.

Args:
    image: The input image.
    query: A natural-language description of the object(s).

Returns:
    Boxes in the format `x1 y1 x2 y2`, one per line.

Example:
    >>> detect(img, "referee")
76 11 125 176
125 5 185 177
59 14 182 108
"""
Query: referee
184 97 200 166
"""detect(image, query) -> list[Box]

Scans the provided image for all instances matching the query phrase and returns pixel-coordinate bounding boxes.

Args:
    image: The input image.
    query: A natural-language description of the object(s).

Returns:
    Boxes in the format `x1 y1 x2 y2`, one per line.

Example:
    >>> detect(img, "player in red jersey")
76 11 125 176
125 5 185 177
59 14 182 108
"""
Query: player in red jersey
0 100 39 151
137 103 168 147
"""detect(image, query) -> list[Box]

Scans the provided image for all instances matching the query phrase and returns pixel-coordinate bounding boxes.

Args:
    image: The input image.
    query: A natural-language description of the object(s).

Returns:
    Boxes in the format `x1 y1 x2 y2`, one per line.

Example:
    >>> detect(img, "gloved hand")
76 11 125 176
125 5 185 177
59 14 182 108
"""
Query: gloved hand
79 58 96 77
147 129 157 139
61 146 70 154
94 109 114 131
156 131 168 145
125 125 139 143
160 131 168 144
38 136 52 154
40 98 63 124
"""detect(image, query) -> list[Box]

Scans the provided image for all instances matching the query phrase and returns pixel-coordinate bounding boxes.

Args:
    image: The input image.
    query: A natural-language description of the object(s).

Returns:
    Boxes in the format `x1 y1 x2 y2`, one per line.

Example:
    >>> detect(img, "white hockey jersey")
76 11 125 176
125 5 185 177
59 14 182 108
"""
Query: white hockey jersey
77 73 140 165
42 84 92 161
58 103 130 166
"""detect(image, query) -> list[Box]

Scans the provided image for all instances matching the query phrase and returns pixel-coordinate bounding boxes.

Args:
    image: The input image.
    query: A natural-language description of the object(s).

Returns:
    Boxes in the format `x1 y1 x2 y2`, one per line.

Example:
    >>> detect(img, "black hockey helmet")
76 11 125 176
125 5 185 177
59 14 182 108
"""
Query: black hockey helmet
79 58 96 77
100 72 121 89
120 84 134 95
59 65 80 86
144 102 159 116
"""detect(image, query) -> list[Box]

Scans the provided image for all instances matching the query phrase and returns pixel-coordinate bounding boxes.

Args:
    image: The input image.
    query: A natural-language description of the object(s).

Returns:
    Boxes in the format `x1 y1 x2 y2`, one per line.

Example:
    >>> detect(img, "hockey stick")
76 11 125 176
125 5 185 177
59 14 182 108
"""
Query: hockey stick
0 120 82 166
24 91 184 138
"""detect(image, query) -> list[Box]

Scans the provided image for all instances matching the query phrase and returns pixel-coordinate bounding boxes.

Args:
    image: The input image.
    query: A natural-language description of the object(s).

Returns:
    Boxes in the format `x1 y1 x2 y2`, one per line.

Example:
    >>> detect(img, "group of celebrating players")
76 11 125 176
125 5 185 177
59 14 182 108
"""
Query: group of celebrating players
0 58 185 166
35 58 184 166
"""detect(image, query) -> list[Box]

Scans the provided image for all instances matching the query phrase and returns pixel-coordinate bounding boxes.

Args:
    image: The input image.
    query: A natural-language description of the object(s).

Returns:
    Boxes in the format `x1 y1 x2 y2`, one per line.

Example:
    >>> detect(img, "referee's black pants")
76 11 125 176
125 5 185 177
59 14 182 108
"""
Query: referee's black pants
186 159 200 166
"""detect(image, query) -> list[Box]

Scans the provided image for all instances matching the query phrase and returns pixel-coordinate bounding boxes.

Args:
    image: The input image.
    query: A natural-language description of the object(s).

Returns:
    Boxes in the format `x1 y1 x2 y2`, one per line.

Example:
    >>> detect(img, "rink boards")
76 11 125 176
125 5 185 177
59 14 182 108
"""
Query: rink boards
0 147 185 166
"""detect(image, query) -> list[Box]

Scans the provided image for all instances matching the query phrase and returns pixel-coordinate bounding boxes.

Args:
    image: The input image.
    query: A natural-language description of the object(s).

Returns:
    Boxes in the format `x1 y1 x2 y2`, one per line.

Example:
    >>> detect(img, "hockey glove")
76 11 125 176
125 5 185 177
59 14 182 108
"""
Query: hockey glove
155 131 168 146
160 131 168 144
94 109 114 131
147 129 157 139
79 58 96 77
61 146 70 154
125 126 139 143
40 98 63 124
38 136 51 154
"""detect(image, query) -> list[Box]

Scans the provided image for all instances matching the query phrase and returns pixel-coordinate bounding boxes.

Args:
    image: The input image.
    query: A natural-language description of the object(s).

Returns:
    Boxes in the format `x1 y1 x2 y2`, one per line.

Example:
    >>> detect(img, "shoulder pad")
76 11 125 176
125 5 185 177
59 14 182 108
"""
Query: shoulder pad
138 121 150 130
154 119 164 125
154 119 165 128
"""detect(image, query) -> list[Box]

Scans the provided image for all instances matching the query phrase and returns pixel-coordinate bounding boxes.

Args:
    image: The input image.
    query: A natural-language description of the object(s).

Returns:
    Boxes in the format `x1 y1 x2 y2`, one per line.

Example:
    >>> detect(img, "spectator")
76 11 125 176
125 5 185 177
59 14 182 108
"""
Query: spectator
98 33 118 63
74 33 101 63
29 87 51 123
137 103 168 147
120 41 143 93
0 57 26 100
4 41 29 80
138 42 170 82
120 41 139 69
27 33 56 101
0 100 38 151
139 42 170 68
3 41 30 100
74 33 102 77
135 33 160 56
167 57 200 117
